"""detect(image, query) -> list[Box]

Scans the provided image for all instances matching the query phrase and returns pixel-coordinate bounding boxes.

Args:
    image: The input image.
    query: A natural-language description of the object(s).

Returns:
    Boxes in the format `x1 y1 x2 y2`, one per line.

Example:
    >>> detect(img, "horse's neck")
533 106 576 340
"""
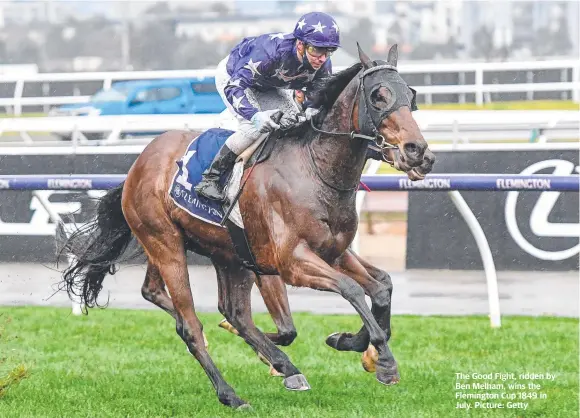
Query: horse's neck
310 79 368 191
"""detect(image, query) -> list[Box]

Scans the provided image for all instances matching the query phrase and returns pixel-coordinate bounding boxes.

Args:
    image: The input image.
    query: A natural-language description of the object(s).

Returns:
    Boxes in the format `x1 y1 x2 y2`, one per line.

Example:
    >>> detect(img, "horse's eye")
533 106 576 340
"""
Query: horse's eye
371 87 391 109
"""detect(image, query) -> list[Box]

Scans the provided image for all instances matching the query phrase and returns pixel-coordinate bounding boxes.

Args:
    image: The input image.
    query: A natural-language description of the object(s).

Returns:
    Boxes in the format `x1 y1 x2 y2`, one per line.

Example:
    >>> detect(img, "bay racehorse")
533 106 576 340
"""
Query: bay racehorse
59 44 433 409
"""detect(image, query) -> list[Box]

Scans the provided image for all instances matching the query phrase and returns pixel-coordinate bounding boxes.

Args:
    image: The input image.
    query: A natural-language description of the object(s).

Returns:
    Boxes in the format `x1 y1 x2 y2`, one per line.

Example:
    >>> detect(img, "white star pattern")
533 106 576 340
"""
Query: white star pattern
312 21 326 33
297 18 306 30
269 32 286 40
232 95 245 110
244 58 262 77
228 78 241 87
305 71 317 83
332 21 339 33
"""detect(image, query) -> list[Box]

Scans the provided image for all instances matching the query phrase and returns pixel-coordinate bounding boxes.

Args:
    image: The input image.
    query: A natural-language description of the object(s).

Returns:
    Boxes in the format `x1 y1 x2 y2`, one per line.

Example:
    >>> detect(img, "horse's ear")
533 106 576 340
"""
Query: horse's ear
387 44 398 67
357 42 373 69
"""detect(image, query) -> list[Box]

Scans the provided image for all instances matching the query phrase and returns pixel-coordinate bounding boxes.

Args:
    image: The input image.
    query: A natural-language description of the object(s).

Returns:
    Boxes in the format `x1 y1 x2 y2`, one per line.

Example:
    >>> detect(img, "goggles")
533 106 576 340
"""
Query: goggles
305 44 337 58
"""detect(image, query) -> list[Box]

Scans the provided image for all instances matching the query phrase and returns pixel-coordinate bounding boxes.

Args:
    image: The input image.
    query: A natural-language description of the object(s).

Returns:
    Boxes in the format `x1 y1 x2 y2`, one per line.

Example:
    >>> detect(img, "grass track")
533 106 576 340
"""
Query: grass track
0 307 577 417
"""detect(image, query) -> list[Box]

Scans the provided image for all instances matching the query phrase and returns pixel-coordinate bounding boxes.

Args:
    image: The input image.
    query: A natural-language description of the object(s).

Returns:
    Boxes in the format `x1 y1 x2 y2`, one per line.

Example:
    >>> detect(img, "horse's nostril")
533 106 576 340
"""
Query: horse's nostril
403 142 425 157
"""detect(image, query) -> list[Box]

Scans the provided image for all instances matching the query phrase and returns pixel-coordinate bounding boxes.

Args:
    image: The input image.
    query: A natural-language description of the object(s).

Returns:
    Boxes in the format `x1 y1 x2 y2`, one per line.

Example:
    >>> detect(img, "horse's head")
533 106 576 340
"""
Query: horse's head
355 43 433 177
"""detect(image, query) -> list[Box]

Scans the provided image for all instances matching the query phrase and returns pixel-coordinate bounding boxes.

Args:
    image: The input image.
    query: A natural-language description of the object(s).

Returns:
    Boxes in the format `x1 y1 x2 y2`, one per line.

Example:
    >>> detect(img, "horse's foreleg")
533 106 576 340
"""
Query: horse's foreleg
326 250 394 350
219 275 297 346
218 274 294 377
351 251 393 373
256 275 298 346
324 250 393 372
214 262 309 391
281 244 399 386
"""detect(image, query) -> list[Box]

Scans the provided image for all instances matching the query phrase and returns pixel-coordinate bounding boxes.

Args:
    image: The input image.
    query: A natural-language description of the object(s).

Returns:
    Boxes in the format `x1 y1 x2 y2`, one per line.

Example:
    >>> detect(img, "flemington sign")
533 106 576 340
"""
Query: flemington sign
406 150 579 271
504 159 579 262
0 148 577 269
46 178 93 189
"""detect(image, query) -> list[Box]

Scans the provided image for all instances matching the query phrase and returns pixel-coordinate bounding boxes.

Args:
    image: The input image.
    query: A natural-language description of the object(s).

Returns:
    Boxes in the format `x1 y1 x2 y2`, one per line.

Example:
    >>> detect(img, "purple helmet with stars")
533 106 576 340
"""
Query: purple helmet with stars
293 12 340 48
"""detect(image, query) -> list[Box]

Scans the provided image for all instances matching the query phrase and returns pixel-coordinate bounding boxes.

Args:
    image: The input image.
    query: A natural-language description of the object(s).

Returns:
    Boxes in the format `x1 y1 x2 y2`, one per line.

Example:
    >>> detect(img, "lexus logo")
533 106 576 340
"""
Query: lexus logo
505 159 579 261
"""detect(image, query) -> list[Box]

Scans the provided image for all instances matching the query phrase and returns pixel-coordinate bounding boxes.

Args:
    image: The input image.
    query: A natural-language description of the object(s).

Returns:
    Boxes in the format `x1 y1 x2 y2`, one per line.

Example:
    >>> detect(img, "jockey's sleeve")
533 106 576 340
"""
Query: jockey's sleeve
223 58 277 121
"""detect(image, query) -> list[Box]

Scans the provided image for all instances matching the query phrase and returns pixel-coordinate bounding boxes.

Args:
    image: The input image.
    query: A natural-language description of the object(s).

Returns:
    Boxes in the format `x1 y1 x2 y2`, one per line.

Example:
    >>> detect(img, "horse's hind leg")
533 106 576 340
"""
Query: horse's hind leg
215 262 309 391
141 262 176 319
142 261 210 349
132 229 247 408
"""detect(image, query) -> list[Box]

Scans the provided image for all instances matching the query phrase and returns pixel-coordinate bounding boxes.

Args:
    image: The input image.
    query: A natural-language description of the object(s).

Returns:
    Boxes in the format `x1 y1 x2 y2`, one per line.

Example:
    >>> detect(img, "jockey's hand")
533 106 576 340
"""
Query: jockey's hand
251 109 282 133
296 107 320 124
304 107 320 120
279 112 301 130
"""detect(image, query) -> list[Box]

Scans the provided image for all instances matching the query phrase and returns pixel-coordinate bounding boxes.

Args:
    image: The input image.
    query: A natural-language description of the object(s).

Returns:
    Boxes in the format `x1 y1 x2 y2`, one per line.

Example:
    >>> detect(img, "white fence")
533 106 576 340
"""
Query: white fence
0 110 577 146
0 59 578 115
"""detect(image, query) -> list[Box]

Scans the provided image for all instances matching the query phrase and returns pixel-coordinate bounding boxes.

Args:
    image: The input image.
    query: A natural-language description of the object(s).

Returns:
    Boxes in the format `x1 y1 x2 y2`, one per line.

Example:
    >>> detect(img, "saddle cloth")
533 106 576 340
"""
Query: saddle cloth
169 128 257 229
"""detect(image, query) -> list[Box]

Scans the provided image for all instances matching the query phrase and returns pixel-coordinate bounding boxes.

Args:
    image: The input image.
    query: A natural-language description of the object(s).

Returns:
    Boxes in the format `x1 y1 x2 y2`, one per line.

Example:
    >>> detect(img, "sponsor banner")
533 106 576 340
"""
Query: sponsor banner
46 178 93 189
398 178 452 190
0 153 209 264
406 150 579 271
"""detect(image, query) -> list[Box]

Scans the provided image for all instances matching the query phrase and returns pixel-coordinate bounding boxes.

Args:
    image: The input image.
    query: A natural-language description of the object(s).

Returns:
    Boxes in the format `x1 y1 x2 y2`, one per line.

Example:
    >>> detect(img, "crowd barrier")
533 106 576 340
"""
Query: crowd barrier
0 173 578 328
0 110 578 145
1 58 578 114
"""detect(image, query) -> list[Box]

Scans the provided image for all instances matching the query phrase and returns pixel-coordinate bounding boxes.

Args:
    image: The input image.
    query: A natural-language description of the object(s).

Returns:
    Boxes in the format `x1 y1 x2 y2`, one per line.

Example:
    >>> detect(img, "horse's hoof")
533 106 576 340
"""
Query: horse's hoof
325 332 355 351
283 374 311 391
376 364 400 386
221 394 250 409
218 319 239 336
361 344 378 373
236 403 253 411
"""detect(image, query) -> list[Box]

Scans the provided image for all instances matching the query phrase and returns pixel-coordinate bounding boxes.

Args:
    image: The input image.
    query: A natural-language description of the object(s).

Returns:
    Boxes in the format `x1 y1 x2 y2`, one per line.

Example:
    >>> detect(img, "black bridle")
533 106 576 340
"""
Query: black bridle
310 63 417 154
306 63 420 191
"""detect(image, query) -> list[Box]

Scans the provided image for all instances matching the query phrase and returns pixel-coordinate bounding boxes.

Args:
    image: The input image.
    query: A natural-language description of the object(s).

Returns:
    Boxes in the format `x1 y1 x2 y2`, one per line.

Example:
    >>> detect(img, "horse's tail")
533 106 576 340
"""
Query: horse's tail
57 182 138 311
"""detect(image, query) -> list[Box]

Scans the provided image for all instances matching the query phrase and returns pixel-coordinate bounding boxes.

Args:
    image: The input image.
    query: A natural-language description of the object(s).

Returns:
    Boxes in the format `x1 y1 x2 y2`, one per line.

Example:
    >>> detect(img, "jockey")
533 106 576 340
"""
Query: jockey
194 11 341 203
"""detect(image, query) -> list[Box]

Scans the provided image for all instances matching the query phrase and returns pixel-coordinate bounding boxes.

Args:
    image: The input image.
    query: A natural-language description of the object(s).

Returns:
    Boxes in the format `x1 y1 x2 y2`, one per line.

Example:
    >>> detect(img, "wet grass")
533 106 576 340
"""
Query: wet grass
0 307 577 417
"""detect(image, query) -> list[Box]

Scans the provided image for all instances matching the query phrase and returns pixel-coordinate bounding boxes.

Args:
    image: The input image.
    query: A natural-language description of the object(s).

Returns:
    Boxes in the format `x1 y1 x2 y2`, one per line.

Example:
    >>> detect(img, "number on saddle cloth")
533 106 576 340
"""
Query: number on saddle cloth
170 128 236 226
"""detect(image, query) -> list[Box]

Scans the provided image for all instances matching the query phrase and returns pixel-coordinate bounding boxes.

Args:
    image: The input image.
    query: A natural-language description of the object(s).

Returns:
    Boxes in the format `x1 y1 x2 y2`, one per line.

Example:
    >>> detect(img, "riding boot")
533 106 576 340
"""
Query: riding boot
194 144 239 202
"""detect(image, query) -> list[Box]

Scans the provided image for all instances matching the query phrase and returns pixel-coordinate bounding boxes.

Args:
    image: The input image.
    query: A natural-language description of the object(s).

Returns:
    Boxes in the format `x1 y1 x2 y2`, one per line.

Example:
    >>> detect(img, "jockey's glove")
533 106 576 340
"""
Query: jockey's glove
304 107 320 120
279 112 302 130
296 107 320 124
251 109 282 133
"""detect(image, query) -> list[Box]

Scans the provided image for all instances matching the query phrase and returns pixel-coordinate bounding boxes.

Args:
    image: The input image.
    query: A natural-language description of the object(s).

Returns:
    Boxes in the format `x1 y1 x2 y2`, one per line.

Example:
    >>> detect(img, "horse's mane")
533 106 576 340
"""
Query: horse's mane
309 62 363 109
278 62 363 140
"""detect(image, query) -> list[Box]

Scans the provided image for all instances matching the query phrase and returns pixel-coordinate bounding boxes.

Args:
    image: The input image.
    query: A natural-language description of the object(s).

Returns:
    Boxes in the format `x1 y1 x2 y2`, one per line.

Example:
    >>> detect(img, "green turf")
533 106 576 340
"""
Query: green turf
0 307 577 417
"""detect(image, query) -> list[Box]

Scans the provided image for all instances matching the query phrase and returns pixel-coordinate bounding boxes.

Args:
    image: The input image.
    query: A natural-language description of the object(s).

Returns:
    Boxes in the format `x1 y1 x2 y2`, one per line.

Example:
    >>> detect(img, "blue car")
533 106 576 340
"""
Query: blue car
51 77 226 117
50 77 226 140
